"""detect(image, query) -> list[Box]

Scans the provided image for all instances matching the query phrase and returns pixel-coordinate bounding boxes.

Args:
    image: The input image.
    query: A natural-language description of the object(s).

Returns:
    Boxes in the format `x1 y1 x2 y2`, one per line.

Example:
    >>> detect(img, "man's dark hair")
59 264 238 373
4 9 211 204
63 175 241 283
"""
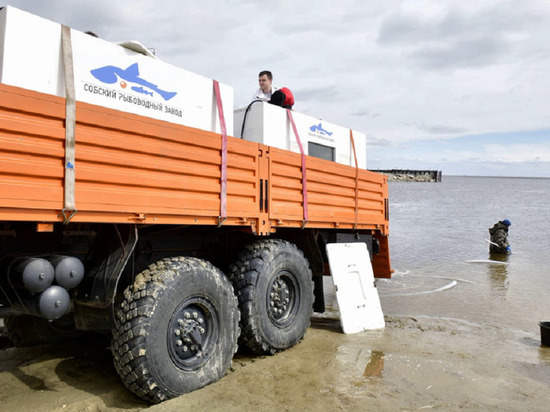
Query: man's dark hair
258 70 272 80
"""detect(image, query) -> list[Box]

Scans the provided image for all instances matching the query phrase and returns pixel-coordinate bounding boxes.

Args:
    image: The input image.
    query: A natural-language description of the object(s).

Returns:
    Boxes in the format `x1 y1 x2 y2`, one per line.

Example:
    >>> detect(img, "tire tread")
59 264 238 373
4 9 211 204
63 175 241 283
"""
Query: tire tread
112 257 239 403
229 239 314 355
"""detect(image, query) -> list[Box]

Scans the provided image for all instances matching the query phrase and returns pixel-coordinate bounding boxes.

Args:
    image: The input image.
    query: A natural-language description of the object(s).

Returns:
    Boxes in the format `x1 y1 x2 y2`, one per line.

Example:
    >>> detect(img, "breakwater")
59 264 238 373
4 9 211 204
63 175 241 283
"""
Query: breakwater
369 169 442 182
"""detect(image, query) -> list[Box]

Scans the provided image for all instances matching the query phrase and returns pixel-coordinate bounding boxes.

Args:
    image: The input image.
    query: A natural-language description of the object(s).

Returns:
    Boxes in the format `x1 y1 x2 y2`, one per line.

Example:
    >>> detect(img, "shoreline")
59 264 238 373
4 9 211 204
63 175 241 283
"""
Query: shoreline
0 313 548 411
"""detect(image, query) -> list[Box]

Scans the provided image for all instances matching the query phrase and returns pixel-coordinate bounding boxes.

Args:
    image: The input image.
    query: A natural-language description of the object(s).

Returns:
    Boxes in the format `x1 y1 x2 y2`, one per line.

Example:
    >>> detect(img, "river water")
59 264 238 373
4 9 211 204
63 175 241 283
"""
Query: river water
1 175 549 411
379 175 550 334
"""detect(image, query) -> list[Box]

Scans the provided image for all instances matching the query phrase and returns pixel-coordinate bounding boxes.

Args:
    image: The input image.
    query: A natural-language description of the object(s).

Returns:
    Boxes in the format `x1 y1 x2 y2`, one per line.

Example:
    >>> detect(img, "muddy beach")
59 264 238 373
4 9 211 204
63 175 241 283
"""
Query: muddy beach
0 309 548 411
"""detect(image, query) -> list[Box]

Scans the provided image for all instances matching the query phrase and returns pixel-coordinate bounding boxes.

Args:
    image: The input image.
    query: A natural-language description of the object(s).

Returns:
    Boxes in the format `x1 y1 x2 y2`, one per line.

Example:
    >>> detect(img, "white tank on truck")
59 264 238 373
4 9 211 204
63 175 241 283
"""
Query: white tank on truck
0 6 233 134
235 101 367 168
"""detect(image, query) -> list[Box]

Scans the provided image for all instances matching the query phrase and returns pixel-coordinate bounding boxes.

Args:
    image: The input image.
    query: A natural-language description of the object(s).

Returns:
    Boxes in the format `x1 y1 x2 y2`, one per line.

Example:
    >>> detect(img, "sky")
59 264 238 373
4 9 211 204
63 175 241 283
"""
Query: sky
4 0 550 177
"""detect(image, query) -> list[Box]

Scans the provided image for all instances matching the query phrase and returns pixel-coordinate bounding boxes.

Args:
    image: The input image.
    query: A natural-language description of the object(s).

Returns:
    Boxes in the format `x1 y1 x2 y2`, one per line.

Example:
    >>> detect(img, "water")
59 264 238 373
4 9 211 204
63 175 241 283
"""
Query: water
378 175 550 333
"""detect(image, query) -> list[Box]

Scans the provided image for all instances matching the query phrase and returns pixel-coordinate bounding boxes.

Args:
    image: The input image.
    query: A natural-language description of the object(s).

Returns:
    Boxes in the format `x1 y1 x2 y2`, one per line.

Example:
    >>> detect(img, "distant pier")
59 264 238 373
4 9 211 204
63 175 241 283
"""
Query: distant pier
369 169 442 182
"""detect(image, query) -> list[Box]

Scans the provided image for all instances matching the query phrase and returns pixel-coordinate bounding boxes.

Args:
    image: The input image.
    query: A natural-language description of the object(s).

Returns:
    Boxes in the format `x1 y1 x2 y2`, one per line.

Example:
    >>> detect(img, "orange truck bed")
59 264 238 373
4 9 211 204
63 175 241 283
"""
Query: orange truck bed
0 82 391 277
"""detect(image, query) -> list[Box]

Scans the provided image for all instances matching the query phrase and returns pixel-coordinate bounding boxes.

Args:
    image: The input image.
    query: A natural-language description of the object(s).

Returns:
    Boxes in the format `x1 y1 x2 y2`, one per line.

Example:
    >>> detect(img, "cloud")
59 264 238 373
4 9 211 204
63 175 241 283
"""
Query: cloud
293 86 341 103
482 143 550 162
411 37 507 69
3 0 550 176
352 110 381 118
366 136 395 148
376 2 546 70
413 122 468 135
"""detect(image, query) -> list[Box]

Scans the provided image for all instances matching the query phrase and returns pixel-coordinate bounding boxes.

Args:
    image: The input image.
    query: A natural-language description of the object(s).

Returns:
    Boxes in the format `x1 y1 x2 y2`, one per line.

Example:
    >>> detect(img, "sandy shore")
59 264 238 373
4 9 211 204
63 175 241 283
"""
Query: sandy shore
0 311 549 411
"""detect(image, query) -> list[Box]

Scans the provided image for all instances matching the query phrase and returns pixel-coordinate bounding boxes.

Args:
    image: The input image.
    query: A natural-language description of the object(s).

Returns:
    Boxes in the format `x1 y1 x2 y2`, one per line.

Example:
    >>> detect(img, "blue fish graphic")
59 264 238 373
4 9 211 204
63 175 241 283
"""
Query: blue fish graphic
309 123 333 136
131 86 153 96
90 63 177 101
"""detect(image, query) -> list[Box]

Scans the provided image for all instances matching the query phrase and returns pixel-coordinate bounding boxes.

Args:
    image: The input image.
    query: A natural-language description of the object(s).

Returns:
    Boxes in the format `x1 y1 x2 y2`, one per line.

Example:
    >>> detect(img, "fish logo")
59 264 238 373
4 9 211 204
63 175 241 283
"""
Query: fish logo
90 63 177 101
131 86 153 96
309 123 333 136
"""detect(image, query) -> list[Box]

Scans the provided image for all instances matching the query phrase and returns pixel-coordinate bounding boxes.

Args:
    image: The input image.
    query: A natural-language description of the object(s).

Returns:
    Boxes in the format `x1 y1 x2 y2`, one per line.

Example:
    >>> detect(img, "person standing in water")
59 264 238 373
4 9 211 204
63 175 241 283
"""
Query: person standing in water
489 219 511 254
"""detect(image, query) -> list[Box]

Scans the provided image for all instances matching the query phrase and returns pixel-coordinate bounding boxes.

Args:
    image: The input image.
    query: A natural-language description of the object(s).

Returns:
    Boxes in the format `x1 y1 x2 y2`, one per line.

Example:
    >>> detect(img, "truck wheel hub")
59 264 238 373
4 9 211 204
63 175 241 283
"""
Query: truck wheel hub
168 298 217 370
267 271 297 327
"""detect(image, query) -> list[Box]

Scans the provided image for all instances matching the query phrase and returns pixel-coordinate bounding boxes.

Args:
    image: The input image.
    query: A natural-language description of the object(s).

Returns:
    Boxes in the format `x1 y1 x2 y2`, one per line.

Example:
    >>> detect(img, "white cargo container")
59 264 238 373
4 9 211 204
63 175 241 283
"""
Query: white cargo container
234 102 367 168
0 6 233 134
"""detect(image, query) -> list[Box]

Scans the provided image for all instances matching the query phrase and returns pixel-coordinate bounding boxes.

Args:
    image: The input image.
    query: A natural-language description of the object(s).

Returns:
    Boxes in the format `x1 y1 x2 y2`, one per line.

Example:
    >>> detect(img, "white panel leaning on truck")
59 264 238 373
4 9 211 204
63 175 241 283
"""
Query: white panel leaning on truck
326 242 385 333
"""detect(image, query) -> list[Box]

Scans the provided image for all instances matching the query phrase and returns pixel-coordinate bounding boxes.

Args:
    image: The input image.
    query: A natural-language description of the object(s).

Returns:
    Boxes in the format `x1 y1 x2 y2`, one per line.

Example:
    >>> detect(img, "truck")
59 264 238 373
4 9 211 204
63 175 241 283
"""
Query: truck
0 6 391 403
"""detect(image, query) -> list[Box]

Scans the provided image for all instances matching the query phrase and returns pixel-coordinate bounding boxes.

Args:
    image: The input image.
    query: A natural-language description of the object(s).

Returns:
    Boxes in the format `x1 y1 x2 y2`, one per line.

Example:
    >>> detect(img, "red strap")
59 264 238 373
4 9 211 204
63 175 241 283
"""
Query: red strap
350 130 359 228
213 80 227 221
286 109 308 224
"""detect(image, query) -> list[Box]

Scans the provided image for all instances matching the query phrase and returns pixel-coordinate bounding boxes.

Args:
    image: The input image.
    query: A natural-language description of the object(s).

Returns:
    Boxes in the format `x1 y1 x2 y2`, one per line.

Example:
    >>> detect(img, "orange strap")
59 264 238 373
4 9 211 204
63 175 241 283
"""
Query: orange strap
213 80 227 223
286 110 308 225
350 130 359 228
62 25 77 223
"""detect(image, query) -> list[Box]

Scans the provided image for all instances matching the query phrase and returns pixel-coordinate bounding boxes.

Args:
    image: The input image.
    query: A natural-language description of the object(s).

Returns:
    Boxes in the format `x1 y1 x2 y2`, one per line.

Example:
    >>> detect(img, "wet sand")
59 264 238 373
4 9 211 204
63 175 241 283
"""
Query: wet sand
0 308 549 412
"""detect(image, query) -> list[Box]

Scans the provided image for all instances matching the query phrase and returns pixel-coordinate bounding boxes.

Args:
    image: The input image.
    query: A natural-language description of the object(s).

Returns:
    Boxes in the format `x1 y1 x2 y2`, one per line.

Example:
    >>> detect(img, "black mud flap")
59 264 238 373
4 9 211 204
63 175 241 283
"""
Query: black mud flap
74 224 138 330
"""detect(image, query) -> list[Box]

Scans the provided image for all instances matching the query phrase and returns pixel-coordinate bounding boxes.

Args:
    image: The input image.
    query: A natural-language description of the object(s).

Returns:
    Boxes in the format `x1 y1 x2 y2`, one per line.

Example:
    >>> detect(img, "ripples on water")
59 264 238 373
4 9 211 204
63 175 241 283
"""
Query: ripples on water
379 176 550 331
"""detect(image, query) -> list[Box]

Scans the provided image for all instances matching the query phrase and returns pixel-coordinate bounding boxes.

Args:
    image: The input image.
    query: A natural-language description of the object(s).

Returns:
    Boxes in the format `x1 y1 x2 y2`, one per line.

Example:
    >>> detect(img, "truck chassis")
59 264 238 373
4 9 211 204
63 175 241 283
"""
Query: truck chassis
0 83 390 402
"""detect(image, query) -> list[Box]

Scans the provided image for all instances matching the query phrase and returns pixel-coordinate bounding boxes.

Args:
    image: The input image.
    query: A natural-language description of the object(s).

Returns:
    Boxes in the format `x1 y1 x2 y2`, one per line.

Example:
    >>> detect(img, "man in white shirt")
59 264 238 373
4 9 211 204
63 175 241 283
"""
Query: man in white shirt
251 70 277 102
